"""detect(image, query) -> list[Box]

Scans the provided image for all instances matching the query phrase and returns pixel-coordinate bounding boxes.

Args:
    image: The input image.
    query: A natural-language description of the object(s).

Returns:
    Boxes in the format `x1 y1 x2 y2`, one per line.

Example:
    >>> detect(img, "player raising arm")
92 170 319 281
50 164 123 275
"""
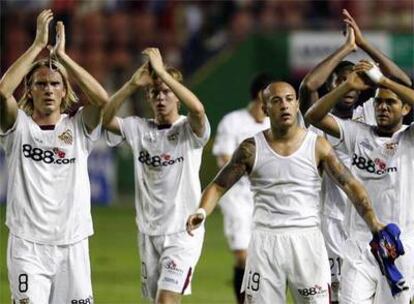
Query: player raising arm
0 10 108 303
305 63 414 303
187 81 383 304
103 48 210 304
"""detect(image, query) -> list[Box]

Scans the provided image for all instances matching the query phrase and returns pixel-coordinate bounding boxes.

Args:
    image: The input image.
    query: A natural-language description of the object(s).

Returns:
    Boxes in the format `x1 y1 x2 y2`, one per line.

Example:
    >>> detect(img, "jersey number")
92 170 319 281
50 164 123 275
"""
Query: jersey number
18 273 28 292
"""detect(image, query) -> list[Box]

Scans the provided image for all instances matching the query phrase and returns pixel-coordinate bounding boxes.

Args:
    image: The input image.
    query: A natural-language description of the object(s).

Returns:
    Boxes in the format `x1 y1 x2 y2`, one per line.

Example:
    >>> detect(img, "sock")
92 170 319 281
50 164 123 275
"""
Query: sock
234 266 245 304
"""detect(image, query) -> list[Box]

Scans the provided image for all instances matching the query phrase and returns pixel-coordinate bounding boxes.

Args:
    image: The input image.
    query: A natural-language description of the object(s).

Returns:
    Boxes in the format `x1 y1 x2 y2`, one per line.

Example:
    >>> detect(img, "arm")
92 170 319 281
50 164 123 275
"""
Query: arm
143 48 206 137
355 61 414 106
299 25 357 116
343 9 412 86
53 22 108 133
0 9 53 132
103 62 152 135
305 71 370 137
317 137 383 233
215 154 231 168
186 138 255 234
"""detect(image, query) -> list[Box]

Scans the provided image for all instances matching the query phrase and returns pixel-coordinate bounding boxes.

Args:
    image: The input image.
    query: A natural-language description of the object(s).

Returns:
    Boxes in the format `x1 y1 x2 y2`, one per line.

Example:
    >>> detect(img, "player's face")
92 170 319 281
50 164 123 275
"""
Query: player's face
262 82 299 128
30 67 66 115
374 88 410 130
332 69 359 111
148 81 179 118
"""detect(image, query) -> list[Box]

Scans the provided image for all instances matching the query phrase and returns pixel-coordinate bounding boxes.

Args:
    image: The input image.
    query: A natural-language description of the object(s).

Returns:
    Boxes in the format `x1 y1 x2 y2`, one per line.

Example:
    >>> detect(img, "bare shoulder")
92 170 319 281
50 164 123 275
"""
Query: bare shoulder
315 135 333 165
234 137 256 169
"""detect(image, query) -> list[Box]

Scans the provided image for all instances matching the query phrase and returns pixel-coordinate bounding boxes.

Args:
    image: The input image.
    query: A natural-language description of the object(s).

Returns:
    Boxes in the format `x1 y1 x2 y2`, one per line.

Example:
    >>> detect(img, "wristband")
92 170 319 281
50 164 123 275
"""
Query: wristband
364 64 384 84
196 208 207 219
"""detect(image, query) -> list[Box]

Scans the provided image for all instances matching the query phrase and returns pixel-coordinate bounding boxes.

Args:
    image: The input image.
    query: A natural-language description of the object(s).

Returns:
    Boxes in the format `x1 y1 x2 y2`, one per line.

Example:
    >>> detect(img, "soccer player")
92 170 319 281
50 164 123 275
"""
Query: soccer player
212 72 273 303
103 48 210 304
299 10 412 302
305 62 414 303
187 81 384 303
0 10 108 303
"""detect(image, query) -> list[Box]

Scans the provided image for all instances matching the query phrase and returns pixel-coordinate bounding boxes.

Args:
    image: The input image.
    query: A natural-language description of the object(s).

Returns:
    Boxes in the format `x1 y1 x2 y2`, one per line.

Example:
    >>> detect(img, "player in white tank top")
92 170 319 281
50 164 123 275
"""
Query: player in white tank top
299 12 411 301
212 72 273 304
103 48 210 303
188 81 383 303
305 62 414 303
0 11 108 303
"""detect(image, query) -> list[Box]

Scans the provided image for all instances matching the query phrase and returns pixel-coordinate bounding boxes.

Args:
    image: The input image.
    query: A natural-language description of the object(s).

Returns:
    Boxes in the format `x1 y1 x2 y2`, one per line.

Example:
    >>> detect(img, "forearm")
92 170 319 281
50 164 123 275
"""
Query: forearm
58 53 108 107
0 44 43 98
199 182 226 216
305 81 351 123
380 77 414 106
346 180 382 233
103 81 137 126
360 41 412 86
158 70 205 116
302 44 353 91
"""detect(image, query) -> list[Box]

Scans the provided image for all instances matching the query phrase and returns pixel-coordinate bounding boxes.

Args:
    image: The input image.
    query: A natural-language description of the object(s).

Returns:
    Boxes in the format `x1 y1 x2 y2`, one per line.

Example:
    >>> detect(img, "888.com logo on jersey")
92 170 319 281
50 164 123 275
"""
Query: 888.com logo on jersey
138 150 184 168
22 144 76 165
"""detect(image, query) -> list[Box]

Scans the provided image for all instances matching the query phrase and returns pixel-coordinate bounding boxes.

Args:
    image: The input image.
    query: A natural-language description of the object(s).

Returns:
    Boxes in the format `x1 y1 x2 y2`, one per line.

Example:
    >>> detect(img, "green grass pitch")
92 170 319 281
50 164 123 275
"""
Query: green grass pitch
0 204 294 303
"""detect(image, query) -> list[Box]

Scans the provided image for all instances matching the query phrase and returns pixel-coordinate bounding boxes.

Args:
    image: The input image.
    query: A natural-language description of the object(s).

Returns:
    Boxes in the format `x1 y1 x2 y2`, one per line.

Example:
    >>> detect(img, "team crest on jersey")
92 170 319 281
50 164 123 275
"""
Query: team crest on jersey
384 142 398 156
58 129 73 145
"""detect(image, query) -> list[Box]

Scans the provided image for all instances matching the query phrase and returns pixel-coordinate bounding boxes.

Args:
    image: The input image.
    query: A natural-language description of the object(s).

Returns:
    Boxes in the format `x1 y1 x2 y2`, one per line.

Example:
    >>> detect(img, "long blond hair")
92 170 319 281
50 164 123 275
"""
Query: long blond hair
19 59 78 115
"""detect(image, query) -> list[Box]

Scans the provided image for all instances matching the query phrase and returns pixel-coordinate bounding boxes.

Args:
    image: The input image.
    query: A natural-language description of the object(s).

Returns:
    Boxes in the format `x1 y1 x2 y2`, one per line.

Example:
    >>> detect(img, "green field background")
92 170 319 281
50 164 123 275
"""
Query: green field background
0 204 294 303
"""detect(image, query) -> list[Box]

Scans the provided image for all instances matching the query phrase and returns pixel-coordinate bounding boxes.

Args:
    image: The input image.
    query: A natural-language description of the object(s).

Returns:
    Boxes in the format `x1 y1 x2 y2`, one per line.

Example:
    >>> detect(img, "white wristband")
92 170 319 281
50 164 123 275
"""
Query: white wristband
196 208 207 220
364 64 384 84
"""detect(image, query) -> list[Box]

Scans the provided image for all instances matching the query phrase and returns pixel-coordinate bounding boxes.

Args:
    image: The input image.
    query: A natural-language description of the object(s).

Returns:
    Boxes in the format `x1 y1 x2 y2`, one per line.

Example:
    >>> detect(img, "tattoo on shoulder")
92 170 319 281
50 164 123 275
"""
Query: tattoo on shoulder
214 137 256 189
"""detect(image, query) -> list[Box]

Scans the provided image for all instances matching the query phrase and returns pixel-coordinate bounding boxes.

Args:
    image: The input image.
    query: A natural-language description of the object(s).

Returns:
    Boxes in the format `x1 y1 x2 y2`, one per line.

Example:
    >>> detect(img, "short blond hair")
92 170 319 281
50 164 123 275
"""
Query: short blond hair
19 59 78 115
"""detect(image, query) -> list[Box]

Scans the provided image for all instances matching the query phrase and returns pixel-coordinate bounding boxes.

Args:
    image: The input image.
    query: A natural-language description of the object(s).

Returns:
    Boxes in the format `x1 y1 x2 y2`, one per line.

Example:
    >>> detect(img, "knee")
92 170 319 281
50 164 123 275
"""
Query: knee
155 289 182 304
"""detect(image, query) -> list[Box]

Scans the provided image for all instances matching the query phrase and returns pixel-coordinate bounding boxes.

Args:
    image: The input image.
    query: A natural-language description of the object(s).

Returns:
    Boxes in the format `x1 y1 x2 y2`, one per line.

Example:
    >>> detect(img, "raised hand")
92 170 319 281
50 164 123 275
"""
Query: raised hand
344 24 357 52
34 9 53 49
186 211 205 236
343 9 366 47
142 48 165 76
346 70 371 91
53 21 66 57
354 60 385 84
130 61 153 88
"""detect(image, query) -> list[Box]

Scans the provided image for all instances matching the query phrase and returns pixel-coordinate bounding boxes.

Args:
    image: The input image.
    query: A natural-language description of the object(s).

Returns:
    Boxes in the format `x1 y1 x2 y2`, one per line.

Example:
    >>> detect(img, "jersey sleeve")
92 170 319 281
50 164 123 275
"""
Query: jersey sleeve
78 107 102 142
212 116 238 156
105 117 127 147
0 109 25 152
185 115 211 148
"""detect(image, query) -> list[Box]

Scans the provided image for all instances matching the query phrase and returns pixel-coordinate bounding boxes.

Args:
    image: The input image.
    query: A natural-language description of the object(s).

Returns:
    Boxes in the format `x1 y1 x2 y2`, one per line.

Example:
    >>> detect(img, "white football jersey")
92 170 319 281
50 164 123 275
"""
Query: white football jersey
213 109 270 204
106 115 210 235
249 130 322 229
0 109 100 245
335 117 414 241
353 98 376 125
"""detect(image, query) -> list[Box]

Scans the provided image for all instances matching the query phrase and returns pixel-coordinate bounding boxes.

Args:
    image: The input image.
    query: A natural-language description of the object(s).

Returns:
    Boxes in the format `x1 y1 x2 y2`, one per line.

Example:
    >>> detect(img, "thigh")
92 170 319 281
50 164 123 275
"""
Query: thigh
51 238 93 304
7 235 52 304
286 229 331 304
158 227 205 296
321 216 347 301
340 240 378 304
138 233 161 301
242 230 286 304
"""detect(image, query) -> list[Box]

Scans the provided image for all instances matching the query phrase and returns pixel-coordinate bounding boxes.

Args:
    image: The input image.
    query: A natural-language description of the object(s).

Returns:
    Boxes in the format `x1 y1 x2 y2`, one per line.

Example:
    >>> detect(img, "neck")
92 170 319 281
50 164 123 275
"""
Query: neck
269 121 299 140
248 101 266 123
32 110 61 126
155 112 180 125
375 122 403 137
332 107 353 119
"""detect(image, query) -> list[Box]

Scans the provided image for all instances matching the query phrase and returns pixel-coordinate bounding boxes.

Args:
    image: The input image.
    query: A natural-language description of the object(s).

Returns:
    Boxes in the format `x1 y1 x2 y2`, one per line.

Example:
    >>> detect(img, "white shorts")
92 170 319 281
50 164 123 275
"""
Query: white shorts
340 235 414 304
321 215 347 301
219 189 254 250
138 226 204 300
242 227 331 304
7 234 93 304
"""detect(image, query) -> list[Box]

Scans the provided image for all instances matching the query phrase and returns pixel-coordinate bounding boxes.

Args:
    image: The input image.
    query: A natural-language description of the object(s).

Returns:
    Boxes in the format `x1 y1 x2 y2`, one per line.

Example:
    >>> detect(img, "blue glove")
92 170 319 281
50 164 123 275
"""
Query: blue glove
369 223 408 297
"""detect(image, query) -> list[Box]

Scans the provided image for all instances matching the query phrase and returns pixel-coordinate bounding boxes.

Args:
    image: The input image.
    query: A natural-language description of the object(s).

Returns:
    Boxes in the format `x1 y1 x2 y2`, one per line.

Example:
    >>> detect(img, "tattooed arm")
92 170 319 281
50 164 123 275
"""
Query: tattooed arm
316 136 384 233
186 137 256 234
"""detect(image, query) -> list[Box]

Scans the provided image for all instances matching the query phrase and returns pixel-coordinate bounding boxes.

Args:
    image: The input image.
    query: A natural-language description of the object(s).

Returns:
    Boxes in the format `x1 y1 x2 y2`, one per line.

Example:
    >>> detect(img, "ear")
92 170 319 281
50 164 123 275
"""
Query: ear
402 103 411 117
